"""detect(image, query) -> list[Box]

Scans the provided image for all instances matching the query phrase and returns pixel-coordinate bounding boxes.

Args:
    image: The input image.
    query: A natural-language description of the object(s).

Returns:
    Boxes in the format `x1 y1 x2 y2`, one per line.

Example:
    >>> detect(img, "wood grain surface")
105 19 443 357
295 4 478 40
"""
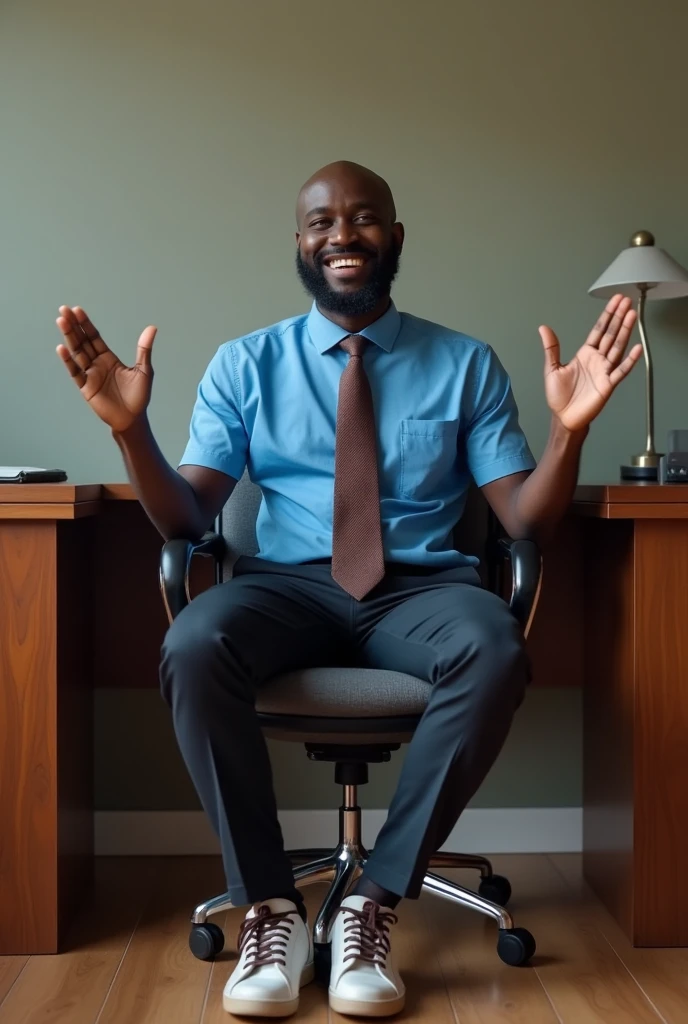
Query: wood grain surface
2 855 683 1023
0 521 59 953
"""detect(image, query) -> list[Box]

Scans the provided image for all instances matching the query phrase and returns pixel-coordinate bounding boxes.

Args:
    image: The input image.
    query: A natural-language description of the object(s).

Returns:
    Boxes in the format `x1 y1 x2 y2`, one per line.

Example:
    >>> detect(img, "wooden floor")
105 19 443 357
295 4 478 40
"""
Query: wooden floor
1 854 687 1023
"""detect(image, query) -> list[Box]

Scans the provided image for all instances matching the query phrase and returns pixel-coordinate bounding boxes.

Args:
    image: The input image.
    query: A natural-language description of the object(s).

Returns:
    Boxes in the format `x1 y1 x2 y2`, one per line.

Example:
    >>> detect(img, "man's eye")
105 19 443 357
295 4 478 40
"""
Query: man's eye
355 215 374 224
310 220 330 229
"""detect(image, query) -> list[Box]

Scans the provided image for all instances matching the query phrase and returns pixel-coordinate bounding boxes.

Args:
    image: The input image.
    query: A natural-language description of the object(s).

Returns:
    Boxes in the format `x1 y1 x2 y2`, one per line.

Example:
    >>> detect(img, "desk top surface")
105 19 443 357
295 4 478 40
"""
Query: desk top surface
2 480 688 520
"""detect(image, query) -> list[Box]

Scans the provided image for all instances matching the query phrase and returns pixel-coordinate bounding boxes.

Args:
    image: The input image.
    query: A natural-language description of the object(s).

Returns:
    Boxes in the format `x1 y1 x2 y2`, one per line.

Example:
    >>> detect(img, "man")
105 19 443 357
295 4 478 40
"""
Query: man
56 161 640 1019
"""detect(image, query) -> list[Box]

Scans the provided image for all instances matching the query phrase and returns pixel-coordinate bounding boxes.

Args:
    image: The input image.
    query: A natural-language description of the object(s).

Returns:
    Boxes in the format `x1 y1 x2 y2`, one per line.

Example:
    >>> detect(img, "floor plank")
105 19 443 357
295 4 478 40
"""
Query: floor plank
421 858 559 1023
0 858 154 1024
500 854 663 1023
4 855 687 1022
0 957 28 1005
96 857 225 1024
550 855 688 1024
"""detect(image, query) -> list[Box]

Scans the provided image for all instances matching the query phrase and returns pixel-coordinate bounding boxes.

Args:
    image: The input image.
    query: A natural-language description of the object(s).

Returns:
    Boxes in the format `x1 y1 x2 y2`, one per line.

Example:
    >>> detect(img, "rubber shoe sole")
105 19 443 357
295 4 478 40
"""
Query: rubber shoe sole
223 961 314 1017
328 988 406 1017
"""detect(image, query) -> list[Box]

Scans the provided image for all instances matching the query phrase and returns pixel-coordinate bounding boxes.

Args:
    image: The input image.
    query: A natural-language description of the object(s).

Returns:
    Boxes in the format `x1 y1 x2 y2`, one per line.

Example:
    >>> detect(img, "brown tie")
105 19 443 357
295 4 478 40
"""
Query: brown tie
332 335 385 600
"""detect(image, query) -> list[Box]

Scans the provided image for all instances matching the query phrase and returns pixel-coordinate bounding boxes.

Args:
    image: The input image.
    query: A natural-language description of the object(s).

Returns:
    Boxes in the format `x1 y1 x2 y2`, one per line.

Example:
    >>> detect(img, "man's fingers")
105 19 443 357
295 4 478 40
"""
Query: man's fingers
603 307 637 366
588 295 633 355
597 296 634 357
609 343 643 387
135 326 157 371
56 343 87 388
585 294 626 350
539 325 561 372
57 306 98 369
72 306 109 356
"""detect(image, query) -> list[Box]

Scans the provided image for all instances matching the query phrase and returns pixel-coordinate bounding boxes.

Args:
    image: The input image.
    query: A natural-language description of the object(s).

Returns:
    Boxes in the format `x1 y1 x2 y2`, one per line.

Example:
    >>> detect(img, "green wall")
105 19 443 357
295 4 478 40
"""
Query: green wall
2 0 687 810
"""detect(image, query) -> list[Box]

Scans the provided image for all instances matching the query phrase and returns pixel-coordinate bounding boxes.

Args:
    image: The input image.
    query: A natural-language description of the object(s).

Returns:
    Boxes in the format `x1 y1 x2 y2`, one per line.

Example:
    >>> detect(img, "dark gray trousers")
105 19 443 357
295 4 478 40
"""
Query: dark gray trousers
159 557 529 907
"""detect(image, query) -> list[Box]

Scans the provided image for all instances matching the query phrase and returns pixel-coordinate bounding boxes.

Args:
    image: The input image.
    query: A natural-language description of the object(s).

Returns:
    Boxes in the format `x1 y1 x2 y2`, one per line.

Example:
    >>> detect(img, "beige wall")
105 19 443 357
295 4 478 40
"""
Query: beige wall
2 0 686 809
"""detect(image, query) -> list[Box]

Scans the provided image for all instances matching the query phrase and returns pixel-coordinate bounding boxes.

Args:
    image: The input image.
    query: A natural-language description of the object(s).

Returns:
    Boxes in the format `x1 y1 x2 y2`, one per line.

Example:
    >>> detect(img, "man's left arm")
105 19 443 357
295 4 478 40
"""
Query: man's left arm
481 293 641 545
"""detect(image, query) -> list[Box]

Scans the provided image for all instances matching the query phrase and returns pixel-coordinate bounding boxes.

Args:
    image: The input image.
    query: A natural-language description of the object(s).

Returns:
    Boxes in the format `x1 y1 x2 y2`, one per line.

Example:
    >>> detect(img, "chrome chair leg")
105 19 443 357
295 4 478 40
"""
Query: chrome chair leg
312 851 361 946
428 852 493 878
191 890 236 925
289 848 333 862
292 857 338 888
422 871 513 930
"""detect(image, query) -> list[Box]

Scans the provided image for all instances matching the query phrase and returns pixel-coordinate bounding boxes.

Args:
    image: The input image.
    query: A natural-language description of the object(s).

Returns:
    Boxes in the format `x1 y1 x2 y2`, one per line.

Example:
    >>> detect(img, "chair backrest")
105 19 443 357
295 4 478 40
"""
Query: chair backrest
218 472 495 583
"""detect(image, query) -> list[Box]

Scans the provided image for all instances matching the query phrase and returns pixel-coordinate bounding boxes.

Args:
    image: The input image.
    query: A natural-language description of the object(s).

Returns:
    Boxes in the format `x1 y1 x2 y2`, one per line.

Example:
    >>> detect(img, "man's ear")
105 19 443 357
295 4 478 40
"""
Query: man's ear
393 222 405 251
295 232 301 246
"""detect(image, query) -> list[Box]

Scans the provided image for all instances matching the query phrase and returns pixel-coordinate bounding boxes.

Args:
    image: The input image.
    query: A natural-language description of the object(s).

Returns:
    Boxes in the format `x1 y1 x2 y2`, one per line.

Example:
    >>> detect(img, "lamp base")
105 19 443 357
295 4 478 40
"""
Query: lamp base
620 463 658 481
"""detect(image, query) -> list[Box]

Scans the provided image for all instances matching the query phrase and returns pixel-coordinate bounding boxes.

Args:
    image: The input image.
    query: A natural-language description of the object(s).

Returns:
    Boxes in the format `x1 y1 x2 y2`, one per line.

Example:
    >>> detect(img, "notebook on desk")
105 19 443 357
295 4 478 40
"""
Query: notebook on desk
0 466 68 483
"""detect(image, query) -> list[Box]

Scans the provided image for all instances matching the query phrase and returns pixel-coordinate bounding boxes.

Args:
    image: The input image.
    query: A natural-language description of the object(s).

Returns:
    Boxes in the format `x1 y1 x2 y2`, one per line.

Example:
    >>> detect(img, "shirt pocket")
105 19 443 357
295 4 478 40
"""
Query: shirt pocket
399 419 459 500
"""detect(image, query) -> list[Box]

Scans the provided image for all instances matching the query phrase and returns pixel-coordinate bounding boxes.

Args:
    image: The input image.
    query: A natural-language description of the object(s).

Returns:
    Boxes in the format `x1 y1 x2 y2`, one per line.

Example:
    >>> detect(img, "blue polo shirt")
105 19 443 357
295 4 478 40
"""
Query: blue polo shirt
180 302 535 568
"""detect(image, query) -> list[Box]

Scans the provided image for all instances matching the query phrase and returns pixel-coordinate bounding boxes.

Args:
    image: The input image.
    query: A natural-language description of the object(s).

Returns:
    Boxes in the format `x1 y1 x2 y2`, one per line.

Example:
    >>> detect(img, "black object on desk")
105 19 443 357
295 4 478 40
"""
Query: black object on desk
0 467 68 483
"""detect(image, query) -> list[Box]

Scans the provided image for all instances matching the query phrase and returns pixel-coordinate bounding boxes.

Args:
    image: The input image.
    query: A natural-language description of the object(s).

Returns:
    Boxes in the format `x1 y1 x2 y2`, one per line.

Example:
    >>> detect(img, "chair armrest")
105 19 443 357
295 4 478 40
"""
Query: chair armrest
497 537 543 637
159 532 226 623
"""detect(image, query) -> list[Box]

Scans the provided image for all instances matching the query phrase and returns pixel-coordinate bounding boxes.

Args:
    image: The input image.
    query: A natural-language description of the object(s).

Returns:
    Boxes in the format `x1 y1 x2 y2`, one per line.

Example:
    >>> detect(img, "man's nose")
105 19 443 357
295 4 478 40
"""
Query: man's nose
328 218 359 248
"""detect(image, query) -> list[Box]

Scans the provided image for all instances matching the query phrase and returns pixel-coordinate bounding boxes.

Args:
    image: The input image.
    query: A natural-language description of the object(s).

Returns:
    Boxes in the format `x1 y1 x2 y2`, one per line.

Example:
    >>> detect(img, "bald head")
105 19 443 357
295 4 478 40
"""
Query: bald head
294 160 404 322
296 161 397 227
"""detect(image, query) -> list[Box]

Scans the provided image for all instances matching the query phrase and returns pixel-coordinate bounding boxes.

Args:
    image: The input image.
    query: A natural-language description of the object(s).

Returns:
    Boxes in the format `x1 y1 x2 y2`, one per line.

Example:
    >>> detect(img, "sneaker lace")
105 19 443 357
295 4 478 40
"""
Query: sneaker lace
338 900 397 966
238 906 296 968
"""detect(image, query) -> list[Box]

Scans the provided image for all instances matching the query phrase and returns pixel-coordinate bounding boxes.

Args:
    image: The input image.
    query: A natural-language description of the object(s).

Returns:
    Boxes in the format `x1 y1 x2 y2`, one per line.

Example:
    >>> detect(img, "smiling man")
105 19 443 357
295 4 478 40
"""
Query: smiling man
55 160 640 1019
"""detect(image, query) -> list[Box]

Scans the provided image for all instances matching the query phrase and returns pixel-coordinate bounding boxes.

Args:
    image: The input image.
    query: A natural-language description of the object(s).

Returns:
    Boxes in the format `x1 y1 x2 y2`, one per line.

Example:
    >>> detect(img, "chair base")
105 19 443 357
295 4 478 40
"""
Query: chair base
190 783 530 958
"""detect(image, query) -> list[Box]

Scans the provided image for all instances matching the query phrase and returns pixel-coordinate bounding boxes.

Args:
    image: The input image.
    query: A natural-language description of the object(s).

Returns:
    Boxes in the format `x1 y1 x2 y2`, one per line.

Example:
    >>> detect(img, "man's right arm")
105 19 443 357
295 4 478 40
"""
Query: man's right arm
113 415 236 541
54 305 237 542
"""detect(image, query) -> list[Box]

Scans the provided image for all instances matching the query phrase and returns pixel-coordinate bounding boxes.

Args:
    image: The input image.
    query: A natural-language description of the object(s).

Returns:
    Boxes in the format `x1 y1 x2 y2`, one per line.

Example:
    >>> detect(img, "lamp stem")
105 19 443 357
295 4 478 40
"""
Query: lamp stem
636 285 656 456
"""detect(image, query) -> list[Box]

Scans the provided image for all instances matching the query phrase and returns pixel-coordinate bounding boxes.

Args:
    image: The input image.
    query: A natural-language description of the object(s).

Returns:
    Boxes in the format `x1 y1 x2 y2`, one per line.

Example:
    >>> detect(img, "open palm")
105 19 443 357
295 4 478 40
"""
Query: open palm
56 306 157 433
541 295 642 433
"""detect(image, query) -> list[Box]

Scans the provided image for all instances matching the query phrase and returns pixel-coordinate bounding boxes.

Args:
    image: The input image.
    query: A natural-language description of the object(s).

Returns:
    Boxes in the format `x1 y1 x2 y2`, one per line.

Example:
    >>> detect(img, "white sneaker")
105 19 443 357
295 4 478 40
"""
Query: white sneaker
329 895 405 1017
222 898 314 1018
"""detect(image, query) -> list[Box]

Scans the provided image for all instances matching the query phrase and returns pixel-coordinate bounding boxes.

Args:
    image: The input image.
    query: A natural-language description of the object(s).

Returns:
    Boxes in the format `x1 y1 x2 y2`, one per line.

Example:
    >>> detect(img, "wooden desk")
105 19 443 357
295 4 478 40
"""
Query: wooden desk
2 480 685 952
573 483 688 946
0 484 100 954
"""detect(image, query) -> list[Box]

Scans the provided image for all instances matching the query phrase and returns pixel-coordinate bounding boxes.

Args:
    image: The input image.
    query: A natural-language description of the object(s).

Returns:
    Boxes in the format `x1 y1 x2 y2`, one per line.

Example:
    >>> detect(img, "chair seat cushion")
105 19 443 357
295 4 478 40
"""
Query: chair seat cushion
256 667 431 718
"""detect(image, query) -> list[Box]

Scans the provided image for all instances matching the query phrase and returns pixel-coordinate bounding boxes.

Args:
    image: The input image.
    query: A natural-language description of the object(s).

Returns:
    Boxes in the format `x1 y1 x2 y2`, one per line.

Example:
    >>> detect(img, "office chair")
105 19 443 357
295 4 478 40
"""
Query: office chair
159 474 542 972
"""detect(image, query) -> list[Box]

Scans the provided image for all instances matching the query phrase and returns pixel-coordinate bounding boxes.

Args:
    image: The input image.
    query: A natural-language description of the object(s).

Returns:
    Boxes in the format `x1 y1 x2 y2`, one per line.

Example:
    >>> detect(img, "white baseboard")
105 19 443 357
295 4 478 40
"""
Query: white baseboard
95 807 581 856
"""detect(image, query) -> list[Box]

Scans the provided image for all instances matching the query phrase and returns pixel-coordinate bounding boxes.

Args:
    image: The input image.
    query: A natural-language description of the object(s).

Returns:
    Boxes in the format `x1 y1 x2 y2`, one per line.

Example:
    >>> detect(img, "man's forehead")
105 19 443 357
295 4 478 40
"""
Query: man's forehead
298 177 391 221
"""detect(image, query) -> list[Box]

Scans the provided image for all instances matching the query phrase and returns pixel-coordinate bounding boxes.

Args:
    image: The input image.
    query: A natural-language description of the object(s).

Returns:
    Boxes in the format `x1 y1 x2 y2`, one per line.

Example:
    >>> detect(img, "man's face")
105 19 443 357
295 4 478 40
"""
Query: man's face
295 174 404 317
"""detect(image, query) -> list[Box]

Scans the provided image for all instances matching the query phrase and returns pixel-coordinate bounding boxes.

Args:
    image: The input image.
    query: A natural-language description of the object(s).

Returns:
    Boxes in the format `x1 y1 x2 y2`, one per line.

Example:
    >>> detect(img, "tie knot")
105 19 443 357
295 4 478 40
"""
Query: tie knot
340 334 367 358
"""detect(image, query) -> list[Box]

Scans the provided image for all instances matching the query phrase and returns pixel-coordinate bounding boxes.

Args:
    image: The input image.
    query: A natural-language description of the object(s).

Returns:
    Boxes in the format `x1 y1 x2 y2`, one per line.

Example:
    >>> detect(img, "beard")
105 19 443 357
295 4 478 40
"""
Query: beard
295 240 401 317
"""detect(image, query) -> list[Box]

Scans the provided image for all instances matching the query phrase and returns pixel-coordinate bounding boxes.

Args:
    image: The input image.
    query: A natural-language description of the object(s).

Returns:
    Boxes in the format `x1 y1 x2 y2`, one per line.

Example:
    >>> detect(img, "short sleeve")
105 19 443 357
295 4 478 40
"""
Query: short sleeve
178 344 248 480
465 345 536 487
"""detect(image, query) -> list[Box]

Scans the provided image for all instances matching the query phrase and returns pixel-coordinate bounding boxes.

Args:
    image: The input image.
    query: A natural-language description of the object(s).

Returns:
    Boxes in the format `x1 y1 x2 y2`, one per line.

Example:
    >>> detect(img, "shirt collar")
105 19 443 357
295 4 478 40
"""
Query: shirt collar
306 301 401 354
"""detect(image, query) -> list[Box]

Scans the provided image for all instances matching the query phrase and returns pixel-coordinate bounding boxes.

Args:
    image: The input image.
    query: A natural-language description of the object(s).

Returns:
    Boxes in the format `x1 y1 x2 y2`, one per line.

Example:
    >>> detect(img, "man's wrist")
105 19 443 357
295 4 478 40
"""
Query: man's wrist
112 414 151 447
549 414 588 450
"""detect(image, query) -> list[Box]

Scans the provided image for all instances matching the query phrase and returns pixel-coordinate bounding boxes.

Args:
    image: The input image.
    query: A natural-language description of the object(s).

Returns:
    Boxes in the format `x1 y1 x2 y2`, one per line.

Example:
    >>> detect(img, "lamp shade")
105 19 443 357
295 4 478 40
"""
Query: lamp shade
589 232 688 301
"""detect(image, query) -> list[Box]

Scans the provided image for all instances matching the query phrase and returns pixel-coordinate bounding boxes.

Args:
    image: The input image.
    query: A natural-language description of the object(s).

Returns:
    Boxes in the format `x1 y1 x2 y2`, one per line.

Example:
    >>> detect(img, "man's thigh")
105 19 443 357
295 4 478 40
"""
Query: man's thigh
164 562 352 683
356 578 524 682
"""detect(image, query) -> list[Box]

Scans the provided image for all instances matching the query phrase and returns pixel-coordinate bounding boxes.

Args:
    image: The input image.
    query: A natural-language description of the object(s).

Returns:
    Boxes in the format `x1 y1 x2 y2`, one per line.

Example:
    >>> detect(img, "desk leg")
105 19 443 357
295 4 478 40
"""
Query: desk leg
583 517 688 946
0 520 94 954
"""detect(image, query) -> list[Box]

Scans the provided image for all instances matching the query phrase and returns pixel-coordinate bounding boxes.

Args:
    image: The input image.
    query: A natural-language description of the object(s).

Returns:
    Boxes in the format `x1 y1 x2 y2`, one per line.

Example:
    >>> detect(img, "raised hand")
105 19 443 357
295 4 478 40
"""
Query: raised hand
540 294 642 433
55 306 157 433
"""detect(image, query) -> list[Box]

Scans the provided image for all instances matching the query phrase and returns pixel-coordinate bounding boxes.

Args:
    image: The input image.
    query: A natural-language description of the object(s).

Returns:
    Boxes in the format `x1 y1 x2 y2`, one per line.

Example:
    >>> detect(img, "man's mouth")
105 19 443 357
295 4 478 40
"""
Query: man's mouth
321 253 373 280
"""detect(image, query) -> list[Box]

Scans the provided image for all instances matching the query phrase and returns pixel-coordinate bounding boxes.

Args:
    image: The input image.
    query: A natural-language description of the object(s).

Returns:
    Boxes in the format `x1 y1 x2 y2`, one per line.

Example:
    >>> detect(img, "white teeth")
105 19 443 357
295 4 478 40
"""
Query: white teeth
329 258 365 269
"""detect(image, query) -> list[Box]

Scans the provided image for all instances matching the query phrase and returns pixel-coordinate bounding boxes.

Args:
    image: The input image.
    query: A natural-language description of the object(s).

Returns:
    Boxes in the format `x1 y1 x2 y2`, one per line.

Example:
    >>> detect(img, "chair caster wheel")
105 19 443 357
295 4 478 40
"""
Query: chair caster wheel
189 922 225 960
314 942 332 986
479 873 512 906
497 926 536 966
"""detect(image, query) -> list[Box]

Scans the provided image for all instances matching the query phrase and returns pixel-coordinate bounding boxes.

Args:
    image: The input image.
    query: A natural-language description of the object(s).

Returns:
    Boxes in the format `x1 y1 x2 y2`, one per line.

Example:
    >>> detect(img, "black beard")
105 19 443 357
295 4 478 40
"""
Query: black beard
295 241 401 317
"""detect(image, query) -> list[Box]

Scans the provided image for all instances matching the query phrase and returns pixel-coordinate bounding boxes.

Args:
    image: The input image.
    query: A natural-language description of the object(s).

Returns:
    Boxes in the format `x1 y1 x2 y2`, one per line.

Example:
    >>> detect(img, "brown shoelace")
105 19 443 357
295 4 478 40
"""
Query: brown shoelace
338 900 398 966
238 906 297 968
331 334 385 601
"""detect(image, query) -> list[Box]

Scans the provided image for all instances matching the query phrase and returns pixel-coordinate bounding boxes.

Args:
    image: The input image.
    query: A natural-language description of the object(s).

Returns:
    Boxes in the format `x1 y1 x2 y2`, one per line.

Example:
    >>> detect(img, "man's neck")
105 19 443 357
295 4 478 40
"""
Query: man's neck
316 296 391 335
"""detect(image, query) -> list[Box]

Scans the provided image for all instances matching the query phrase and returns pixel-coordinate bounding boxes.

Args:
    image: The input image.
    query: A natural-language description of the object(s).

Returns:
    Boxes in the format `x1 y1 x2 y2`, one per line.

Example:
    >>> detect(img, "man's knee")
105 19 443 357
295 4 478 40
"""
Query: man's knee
440 607 528 702
159 590 246 706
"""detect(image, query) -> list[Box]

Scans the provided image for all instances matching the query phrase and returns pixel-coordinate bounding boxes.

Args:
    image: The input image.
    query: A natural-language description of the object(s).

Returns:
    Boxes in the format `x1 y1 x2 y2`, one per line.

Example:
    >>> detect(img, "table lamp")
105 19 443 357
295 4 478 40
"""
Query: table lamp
589 231 688 480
